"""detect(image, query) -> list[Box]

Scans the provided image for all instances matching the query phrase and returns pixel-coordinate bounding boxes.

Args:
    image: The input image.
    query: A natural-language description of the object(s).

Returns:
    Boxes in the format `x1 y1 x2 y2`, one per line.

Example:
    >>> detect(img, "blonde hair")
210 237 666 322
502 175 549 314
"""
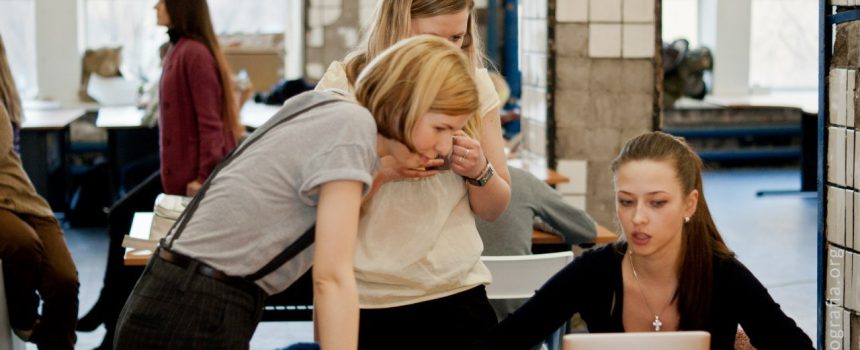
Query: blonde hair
345 0 484 138
0 34 23 126
355 35 479 151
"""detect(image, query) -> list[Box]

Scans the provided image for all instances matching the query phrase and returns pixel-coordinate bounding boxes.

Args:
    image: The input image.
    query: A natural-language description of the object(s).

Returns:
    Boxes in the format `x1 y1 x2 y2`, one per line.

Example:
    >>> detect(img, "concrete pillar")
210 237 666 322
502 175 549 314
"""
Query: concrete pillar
35 0 81 103
699 0 750 97
285 0 304 80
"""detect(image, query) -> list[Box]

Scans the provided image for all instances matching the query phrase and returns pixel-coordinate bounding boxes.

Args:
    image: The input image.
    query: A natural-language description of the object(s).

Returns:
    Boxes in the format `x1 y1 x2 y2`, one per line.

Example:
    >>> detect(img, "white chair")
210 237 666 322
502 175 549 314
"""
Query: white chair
0 260 27 350
482 251 575 350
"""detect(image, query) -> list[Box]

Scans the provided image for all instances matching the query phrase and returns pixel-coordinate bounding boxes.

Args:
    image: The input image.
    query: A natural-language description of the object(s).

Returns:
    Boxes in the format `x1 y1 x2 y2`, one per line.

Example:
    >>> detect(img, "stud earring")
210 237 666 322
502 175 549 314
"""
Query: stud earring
684 216 690 223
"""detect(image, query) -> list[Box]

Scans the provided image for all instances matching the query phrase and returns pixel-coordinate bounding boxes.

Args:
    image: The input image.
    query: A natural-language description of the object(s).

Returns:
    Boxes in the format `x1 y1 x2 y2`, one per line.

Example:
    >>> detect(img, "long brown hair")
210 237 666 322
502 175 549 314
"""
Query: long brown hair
164 0 243 141
344 0 483 139
611 131 734 329
0 34 23 126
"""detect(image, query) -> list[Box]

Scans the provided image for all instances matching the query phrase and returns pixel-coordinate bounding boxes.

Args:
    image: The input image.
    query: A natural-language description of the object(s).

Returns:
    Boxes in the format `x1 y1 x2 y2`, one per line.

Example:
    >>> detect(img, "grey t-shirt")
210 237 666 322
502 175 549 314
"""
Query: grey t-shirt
477 167 596 256
476 167 596 321
169 91 378 295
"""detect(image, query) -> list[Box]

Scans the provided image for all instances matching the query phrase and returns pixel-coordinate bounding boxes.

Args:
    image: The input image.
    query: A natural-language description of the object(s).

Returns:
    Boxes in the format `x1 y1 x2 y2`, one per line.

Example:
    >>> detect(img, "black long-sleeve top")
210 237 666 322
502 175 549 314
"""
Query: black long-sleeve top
470 243 813 350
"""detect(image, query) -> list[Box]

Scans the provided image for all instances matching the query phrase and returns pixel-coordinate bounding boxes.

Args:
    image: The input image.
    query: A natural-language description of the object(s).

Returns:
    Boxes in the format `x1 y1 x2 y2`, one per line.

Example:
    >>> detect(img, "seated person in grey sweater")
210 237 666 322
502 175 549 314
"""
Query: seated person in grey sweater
476 166 597 320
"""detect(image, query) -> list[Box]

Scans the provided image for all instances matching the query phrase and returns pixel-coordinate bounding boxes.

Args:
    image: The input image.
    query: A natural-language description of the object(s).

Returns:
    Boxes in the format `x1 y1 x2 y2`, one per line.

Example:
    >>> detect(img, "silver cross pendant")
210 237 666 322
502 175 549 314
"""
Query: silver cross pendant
652 316 663 331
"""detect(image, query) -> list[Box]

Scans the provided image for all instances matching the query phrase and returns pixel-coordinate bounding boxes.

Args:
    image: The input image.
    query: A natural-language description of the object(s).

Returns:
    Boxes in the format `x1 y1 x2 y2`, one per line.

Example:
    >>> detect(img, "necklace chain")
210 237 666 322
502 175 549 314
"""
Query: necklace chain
628 251 672 331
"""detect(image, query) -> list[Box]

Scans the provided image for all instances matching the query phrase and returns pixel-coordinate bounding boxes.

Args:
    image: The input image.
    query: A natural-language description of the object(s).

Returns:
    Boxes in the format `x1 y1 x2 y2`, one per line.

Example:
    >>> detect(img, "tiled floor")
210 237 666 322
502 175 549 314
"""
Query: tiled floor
41 168 817 349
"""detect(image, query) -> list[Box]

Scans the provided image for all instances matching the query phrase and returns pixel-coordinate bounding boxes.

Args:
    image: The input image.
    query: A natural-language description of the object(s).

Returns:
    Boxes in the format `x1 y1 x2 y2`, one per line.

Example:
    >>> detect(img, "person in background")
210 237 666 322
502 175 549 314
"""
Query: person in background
487 72 520 140
315 1 513 348
114 35 481 350
155 0 243 197
476 166 597 321
469 131 813 350
0 33 79 350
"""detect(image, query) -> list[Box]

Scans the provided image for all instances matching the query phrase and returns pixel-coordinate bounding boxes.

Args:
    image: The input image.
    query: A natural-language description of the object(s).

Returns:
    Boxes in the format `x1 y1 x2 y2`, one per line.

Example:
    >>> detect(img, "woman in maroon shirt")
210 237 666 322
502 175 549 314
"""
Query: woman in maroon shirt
156 0 243 196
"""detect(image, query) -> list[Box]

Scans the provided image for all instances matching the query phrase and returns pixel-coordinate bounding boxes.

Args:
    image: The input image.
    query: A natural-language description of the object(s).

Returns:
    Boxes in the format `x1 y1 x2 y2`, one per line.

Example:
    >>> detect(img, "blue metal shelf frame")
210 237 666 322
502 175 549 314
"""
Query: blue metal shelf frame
817 1 831 349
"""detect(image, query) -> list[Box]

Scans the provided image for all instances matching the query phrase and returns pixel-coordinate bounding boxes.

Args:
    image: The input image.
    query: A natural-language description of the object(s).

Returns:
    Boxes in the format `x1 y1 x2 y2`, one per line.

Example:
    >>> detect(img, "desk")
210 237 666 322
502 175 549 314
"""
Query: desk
125 212 616 265
96 107 159 201
95 106 146 129
508 158 569 186
124 212 155 266
20 108 87 210
241 102 281 130
122 211 316 321
532 224 619 246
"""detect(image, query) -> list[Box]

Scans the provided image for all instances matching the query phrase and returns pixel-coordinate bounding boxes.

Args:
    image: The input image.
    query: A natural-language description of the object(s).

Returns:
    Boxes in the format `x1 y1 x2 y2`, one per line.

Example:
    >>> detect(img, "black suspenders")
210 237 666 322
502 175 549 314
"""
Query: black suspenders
161 93 344 282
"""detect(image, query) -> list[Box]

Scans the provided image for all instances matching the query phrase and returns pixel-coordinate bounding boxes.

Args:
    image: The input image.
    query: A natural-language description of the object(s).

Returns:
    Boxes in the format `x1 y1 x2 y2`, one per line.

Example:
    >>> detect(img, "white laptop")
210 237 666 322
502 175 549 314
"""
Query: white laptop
563 331 710 350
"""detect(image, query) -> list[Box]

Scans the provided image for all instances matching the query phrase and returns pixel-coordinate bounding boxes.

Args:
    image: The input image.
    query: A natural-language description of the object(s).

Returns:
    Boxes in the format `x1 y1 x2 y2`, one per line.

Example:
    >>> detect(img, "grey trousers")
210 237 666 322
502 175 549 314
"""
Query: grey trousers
114 256 266 349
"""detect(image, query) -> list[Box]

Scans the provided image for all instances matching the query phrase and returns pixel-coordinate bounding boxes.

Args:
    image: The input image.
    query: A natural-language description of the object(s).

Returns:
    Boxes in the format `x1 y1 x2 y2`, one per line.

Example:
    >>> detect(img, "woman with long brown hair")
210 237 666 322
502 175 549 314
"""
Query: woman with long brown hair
155 0 242 196
470 132 813 350
0 33 79 349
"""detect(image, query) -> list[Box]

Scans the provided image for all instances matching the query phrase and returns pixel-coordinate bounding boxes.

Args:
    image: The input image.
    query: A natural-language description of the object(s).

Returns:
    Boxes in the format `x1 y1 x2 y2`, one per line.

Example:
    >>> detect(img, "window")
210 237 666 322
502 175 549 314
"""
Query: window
749 0 817 91
83 0 166 84
208 0 288 34
82 0 289 84
661 0 699 48
0 0 37 98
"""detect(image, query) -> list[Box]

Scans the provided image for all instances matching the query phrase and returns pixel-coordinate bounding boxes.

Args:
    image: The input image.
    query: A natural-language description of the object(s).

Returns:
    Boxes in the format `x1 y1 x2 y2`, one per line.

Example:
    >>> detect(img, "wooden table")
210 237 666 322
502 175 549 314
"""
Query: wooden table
96 106 159 201
507 158 569 186
532 224 619 246
125 212 616 266
124 212 156 266
20 108 87 210
122 212 314 321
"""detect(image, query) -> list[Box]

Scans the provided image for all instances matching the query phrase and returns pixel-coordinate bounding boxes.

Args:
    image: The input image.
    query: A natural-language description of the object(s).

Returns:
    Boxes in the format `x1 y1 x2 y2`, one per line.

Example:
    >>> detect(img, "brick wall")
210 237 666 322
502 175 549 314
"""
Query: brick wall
304 0 377 81
521 0 661 229
824 13 860 350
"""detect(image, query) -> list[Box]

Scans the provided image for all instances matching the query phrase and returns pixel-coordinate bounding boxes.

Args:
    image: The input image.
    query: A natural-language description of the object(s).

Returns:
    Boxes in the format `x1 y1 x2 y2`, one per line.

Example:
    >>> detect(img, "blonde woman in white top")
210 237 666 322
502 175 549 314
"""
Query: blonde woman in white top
316 1 512 348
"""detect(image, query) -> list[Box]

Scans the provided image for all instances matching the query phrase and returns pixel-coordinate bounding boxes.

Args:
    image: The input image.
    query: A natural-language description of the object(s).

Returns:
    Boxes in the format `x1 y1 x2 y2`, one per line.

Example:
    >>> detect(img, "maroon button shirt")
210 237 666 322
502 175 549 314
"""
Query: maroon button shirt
159 38 236 195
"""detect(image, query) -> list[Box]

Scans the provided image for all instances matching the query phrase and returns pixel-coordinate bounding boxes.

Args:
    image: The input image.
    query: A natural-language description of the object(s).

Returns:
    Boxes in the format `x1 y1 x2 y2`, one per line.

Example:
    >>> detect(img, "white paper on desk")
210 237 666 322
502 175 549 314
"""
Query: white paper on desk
96 106 146 128
122 235 159 251
22 99 61 110
87 75 138 106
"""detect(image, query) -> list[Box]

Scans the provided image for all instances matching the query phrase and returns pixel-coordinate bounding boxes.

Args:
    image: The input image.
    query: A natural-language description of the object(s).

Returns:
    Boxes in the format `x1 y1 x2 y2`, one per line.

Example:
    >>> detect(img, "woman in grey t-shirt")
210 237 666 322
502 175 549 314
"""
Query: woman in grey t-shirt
115 36 482 350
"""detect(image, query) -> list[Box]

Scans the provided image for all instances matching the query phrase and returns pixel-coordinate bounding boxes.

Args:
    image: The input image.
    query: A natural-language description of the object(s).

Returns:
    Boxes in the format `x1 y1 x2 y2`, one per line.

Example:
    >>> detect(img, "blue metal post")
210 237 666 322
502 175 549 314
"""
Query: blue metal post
816 1 828 349
503 0 521 99
487 0 499 65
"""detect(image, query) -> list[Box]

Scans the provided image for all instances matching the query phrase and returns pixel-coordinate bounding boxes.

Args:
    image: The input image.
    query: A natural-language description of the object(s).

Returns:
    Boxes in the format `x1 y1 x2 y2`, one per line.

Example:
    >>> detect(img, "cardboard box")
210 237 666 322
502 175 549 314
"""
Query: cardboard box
220 33 285 92
224 48 284 92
